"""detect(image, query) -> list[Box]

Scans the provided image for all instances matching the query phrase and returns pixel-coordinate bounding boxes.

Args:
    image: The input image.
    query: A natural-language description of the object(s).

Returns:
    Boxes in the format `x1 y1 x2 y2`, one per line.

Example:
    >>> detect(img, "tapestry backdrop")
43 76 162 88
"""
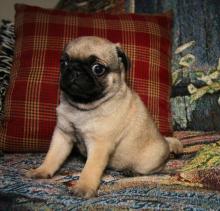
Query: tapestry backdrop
136 0 220 131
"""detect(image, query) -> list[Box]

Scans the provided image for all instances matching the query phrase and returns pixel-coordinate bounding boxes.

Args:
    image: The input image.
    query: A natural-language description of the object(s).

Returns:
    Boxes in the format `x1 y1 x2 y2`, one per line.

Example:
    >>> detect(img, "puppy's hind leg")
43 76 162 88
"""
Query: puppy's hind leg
26 126 74 179
132 142 170 175
133 138 183 175
165 137 183 154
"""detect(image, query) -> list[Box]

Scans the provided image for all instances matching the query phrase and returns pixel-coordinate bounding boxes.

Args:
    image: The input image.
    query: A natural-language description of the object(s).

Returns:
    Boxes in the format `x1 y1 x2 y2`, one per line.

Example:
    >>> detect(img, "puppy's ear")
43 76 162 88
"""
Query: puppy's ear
60 44 68 61
60 50 70 71
116 44 131 72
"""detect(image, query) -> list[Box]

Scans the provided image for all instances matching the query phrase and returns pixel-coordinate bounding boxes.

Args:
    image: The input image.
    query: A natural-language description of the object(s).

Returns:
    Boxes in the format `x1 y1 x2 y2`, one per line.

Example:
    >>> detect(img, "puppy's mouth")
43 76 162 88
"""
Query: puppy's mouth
60 75 106 104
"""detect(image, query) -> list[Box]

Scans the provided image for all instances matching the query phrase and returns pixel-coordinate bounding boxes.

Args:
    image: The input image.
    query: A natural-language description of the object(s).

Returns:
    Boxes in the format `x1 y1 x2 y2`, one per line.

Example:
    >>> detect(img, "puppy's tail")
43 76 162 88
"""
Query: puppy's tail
165 137 183 154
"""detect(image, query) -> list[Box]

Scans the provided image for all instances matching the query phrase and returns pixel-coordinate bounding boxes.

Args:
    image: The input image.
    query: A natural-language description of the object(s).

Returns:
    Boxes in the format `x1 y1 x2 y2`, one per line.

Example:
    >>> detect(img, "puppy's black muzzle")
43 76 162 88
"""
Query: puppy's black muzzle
60 57 105 104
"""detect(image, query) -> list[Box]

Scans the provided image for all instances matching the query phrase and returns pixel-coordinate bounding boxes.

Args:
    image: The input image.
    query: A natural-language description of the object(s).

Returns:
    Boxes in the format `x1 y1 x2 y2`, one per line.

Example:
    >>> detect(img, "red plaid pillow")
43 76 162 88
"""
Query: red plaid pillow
0 4 173 152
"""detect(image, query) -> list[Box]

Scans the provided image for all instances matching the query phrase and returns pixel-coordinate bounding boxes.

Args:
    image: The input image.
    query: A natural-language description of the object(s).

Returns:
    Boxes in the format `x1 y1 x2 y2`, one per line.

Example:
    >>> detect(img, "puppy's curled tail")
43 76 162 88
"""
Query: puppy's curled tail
165 137 183 154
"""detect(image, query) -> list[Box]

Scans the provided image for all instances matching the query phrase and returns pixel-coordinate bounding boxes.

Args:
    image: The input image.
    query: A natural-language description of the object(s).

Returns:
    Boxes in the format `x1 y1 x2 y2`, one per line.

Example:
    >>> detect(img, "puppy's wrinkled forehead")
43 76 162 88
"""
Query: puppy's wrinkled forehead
65 36 118 67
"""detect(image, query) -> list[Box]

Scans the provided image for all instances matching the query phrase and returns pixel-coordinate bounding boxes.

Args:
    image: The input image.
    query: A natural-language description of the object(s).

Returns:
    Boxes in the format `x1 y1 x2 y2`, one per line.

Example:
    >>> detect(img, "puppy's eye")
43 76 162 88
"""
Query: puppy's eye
60 53 70 67
60 59 68 67
64 61 68 66
91 64 106 76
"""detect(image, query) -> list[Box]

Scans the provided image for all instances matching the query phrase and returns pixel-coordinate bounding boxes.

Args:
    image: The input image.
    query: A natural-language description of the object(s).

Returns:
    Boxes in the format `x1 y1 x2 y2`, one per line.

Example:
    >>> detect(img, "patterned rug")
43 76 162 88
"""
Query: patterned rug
1 131 220 210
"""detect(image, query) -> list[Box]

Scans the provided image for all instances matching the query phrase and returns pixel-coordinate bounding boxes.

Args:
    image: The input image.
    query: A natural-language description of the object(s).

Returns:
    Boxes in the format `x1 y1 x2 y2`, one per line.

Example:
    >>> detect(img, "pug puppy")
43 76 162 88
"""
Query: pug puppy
26 36 183 198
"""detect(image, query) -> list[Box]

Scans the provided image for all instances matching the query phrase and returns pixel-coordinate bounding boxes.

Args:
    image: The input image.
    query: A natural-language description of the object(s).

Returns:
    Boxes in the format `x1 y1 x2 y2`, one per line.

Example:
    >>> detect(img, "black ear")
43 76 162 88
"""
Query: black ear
60 44 68 62
116 46 131 72
60 52 70 72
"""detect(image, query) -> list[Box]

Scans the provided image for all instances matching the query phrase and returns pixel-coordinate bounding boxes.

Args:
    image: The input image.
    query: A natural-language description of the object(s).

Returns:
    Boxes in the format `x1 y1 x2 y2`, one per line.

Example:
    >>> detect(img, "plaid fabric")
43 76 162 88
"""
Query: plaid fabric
0 4 173 152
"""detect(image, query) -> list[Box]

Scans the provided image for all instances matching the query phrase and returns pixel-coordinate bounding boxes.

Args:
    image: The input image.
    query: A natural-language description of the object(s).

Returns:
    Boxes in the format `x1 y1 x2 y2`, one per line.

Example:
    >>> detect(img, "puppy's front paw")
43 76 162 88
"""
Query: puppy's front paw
69 182 96 198
25 167 52 179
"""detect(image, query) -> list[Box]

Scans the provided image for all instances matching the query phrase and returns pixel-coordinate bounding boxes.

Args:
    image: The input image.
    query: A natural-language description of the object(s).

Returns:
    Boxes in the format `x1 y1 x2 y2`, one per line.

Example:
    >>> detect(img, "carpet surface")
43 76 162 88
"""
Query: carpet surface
1 131 220 210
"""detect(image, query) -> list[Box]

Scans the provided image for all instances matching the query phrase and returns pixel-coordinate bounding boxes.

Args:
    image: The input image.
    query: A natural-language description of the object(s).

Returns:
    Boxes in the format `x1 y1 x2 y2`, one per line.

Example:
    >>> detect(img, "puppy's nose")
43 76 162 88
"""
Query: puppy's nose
73 71 80 78
70 71 80 82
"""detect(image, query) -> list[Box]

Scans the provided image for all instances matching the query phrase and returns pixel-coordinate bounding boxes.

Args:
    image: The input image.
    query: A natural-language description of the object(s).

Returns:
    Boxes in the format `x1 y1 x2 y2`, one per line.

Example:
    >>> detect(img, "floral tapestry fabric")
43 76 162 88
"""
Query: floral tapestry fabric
1 131 220 210
136 0 220 131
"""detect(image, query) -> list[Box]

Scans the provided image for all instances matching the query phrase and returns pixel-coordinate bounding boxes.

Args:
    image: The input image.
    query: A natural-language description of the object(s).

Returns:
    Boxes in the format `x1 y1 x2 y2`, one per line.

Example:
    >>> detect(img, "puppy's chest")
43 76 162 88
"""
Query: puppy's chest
59 103 122 156
67 111 107 156
71 111 101 133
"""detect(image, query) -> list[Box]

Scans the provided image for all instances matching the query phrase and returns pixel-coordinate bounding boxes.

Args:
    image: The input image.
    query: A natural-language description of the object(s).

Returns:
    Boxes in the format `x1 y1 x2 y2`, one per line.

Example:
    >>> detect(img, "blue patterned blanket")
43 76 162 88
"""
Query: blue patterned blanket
1 132 220 210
